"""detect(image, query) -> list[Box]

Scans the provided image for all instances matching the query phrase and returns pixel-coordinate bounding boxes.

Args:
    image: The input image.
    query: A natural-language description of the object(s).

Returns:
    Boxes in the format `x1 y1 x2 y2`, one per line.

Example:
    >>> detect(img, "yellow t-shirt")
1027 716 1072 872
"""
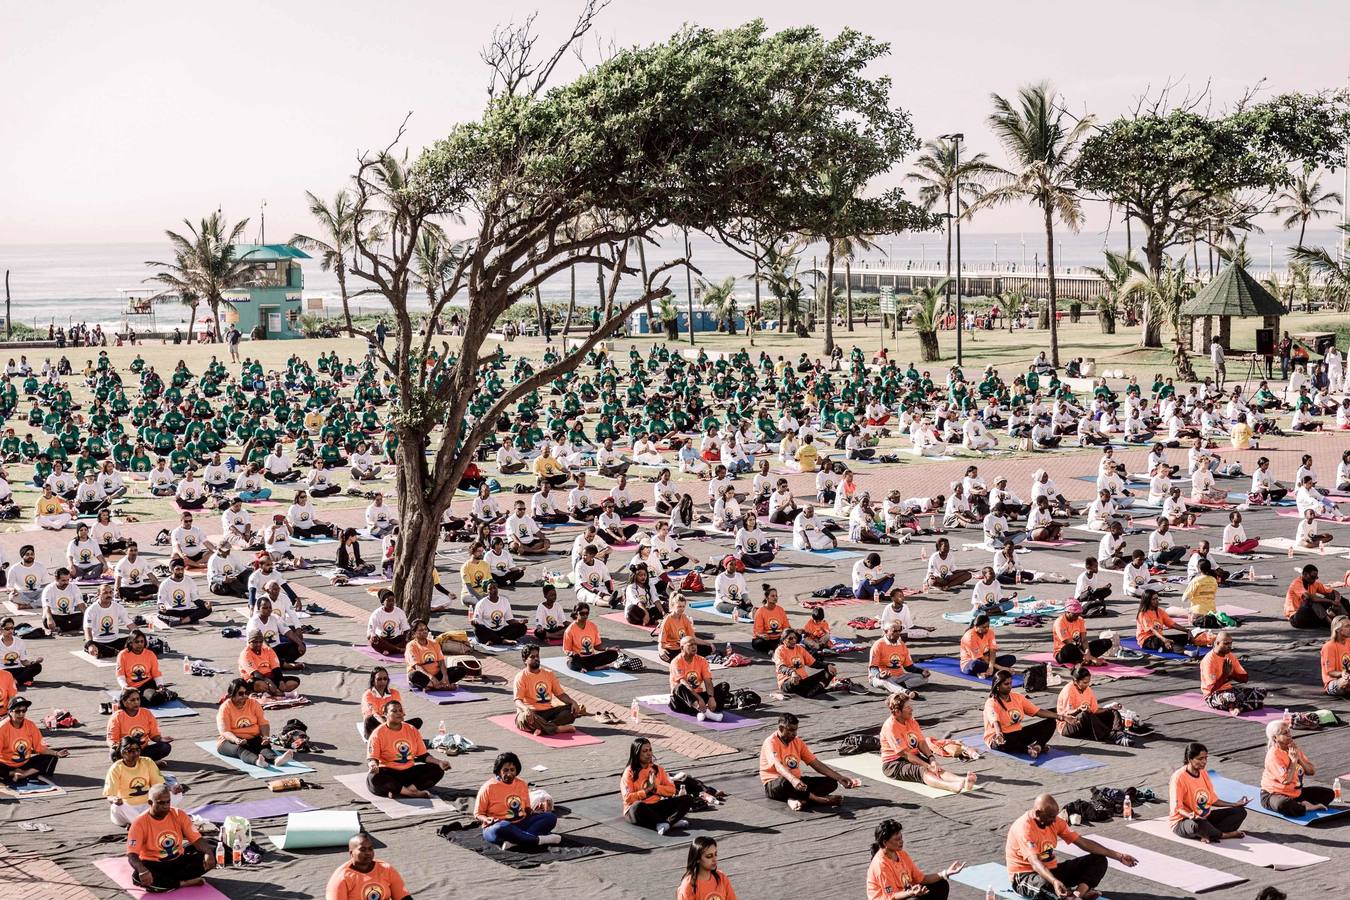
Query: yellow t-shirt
796 444 819 471
1230 423 1253 450
460 559 492 593
102 756 165 804
37 495 64 516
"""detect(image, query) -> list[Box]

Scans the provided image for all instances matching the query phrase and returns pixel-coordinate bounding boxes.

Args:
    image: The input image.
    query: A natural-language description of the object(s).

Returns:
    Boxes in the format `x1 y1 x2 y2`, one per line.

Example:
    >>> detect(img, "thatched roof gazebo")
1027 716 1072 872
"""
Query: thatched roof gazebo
1180 263 1283 353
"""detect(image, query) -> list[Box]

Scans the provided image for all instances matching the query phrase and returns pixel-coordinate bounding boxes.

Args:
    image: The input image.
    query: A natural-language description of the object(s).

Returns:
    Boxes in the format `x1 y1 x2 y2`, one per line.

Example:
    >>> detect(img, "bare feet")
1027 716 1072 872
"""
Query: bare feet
1027 744 1042 760
1222 830 1245 839
964 773 978 791
398 786 431 798
787 798 804 811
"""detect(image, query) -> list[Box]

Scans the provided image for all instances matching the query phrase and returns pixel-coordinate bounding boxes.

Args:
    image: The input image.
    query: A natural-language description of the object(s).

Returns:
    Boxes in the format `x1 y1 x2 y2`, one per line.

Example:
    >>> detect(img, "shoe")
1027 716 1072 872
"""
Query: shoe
696 711 707 722
501 841 518 852
673 818 690 829
1113 732 1137 747
704 710 723 722
655 822 671 836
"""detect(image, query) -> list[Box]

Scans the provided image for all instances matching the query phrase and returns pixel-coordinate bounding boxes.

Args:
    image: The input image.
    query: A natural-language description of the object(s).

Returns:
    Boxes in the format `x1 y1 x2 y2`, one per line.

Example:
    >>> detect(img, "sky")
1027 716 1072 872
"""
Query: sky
1 0 1347 245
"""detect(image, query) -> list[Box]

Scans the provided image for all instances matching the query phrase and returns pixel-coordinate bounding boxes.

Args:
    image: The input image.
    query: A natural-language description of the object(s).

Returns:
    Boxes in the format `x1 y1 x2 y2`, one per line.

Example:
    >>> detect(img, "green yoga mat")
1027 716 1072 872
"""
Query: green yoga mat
267 810 361 850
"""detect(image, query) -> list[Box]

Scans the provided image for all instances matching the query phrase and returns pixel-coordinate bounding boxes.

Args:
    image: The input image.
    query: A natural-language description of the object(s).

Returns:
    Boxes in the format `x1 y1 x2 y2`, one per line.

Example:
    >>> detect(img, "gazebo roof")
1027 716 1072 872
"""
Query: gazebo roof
1180 264 1283 318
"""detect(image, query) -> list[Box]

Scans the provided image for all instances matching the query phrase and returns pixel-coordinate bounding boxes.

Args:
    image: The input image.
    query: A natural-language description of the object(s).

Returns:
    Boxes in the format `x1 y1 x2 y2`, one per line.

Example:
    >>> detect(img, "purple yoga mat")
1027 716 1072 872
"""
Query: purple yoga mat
1154 691 1285 723
638 699 762 731
351 643 404 664
387 671 486 704
1024 653 1153 680
189 795 318 823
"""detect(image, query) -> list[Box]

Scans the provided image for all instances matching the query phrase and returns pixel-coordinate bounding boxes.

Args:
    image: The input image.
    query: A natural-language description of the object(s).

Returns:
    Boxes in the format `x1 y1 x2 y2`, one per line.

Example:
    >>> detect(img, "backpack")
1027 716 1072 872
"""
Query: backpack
839 733 882 756
1022 662 1048 693
725 688 761 710
679 572 705 593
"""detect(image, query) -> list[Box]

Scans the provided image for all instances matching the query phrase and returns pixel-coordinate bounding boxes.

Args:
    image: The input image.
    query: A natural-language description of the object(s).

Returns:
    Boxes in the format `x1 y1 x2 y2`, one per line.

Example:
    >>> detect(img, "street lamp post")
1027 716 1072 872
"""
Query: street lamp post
941 132 965 367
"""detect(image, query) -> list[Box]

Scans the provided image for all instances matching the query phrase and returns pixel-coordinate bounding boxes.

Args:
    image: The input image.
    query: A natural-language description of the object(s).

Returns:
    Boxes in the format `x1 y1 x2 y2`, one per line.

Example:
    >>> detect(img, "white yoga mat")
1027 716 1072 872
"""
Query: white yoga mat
1061 834 1247 892
1127 816 1328 870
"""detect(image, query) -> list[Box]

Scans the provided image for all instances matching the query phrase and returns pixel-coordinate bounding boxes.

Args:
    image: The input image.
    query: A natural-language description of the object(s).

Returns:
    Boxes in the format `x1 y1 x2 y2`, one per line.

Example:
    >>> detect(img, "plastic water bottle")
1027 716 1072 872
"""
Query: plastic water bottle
1288 544 1295 558
1334 777 1342 803
231 833 243 866
437 720 447 738
630 698 640 722
985 886 995 900
183 657 191 674
1282 708 1291 727
215 838 226 867
1122 794 1133 820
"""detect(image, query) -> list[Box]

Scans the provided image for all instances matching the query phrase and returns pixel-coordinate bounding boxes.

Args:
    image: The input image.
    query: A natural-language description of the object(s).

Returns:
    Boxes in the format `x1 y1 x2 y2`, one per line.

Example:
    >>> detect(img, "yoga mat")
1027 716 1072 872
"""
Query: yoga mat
600 611 659 633
744 563 790 572
486 714 603 748
687 600 736 621
291 535 338 546
0 776 64 797
193 740 315 779
1059 836 1247 893
351 643 404 664
103 692 199 719
1120 636 1207 660
69 648 116 667
1024 539 1085 548
795 548 866 560
1207 769 1350 825
564 793 720 847
1262 537 1350 555
540 656 637 685
941 601 1066 625
636 697 762 731
386 671 486 704
628 646 727 670
267 809 361 850
957 733 1105 773
190 796 317 823
94 857 228 900
923 657 1023 687
821 754 968 798
1153 691 1285 724
1023 653 1153 680
438 824 601 868
948 862 1030 900
335 771 457 820
1127 817 1329 870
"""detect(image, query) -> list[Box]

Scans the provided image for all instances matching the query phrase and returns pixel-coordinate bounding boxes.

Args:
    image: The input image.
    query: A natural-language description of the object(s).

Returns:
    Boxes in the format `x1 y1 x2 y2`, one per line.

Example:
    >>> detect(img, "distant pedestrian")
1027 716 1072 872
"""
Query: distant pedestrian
226 325 241 363
375 320 387 345
1210 338 1225 388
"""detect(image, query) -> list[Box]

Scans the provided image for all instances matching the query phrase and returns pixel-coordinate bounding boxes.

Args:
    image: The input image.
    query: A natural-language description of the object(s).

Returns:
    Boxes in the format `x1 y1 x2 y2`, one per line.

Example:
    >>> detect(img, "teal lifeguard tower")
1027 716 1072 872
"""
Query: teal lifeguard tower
220 244 311 339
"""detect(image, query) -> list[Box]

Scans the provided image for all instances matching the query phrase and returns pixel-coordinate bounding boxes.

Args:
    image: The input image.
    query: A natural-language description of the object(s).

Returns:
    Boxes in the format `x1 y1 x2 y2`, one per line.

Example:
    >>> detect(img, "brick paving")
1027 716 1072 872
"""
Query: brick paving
0 845 100 900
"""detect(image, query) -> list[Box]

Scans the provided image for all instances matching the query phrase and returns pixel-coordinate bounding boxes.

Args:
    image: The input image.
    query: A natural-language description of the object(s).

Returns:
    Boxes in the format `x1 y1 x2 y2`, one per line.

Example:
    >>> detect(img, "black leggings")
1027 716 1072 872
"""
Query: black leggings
135 849 208 892
473 621 527 644
407 665 468 690
160 601 211 625
0 753 58 783
86 636 128 658
782 667 832 698
1012 853 1105 899
1260 786 1335 818
211 574 249 598
625 794 695 829
566 649 619 671
368 762 444 797
492 570 525 588
764 774 837 803
1054 639 1113 665
670 681 730 715
110 740 171 762
1059 709 1121 743
362 715 423 740
1141 631 1190 652
1172 807 1247 841
216 735 276 768
134 679 175 708
740 550 775 569
6 661 42 684
994 717 1056 755
750 636 782 654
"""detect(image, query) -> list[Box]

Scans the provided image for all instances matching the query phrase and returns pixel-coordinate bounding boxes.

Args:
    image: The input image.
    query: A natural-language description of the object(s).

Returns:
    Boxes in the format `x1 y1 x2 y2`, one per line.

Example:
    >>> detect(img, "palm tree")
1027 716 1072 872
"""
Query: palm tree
1273 167 1343 248
1292 223 1350 310
290 190 356 329
978 83 1094 367
142 251 202 342
145 212 254 339
1123 257 1195 377
910 279 951 362
700 277 738 333
834 233 881 333
758 241 807 332
1083 250 1143 335
906 138 995 311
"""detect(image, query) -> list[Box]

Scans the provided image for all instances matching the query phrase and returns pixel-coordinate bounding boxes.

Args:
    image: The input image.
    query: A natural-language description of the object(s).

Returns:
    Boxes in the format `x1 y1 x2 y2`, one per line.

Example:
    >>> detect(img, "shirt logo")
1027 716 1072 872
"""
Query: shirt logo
10 738 31 762
1009 709 1023 724
157 831 181 860
1195 790 1211 814
131 664 148 682
581 636 594 653
393 740 412 764
128 775 150 797
534 682 549 703
785 754 800 771
505 795 525 819
100 615 114 634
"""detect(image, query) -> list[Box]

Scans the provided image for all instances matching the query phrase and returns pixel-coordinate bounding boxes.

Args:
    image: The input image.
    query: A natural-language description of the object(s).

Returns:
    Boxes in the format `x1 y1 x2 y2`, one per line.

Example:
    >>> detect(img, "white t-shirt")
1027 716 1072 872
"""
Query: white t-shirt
8 562 47 595
67 538 102 568
171 525 208 556
114 555 151 588
83 601 129 642
207 552 243 584
157 575 200 611
572 559 611 595
42 581 83 617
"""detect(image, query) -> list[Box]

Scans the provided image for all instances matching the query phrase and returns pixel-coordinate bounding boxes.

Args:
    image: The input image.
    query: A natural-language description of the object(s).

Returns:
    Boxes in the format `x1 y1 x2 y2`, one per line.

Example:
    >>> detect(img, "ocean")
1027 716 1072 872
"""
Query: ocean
0 226 1341 331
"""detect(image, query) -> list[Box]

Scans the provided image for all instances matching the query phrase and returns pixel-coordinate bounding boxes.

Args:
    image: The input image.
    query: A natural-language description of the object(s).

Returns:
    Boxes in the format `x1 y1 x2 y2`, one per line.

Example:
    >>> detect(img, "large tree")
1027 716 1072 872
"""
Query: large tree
979 82 1093 367
905 137 995 312
323 13 929 619
1076 89 1350 345
145 212 255 339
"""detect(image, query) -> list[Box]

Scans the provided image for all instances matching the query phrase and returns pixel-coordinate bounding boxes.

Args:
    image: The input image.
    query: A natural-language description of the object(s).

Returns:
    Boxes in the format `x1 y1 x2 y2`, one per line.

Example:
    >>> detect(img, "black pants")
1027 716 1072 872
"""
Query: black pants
670 681 730 715
135 849 208 892
266 470 302 483
1290 602 1334 630
600 524 639 543
626 604 665 627
532 626 565 644
1059 708 1121 742
51 611 84 634
135 678 175 708
1172 807 1247 841
0 753 58 783
274 640 302 665
1054 639 1113 665
659 644 711 663
750 636 781 654
1142 631 1190 651
86 636 128 658
211 574 249 598
492 570 525 588
361 715 423 740
1012 853 1106 899
764 774 837 804
217 735 275 768
7 661 42 684
740 550 775 569
996 717 1056 755
473 621 527 644
119 583 157 603
294 523 333 539
368 762 444 797
1261 487 1289 503
782 668 832 697
110 739 172 762
539 474 568 488
1261 786 1335 818
625 794 695 829
408 665 467 690
566 649 619 671
160 601 211 625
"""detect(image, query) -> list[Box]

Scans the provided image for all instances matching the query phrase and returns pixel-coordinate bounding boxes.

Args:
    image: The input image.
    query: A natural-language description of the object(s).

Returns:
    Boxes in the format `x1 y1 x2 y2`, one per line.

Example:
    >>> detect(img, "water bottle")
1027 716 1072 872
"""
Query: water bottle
183 657 192 674
231 833 243 866
724 642 733 658
630 697 640 722
215 838 226 867
1334 777 1342 803
985 886 995 900
1247 566 1256 581
1122 794 1133 820
437 720 447 738
1283 708 1290 726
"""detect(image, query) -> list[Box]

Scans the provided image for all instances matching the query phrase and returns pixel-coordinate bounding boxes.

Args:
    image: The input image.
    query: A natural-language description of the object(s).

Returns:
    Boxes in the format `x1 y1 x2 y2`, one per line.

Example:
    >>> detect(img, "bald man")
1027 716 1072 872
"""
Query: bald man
126 784 216 891
326 833 413 900
1005 793 1135 899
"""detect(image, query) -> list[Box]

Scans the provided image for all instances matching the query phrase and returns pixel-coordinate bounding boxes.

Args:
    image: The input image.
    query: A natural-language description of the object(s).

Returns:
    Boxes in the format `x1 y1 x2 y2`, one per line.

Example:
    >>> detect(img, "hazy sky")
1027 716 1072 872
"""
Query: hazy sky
2 0 1347 245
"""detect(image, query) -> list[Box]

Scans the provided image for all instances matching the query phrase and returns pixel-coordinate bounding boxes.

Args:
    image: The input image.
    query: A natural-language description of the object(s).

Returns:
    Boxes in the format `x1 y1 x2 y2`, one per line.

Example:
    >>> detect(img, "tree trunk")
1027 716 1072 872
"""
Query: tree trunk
392 437 446 622
823 245 836 355
563 267 576 334
1297 217 1308 250
1044 208 1059 367
845 258 854 332
918 329 940 362
1139 239 1164 348
637 239 653 324
186 300 199 343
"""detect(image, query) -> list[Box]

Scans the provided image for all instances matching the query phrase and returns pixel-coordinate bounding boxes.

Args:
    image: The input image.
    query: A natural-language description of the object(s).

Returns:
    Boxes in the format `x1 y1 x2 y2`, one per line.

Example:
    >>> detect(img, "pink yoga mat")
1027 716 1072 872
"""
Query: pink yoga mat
1153 691 1285 724
95 857 228 900
1025 539 1084 548
601 612 659 633
351 644 403 664
486 713 603 748
1024 653 1153 679
387 672 485 704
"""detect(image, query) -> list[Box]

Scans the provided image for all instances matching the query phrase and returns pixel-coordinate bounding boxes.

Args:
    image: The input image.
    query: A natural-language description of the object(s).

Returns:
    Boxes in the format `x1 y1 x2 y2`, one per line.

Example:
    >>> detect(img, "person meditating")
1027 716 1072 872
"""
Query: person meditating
669 636 726 721
1169 742 1248 843
1005 793 1136 900
104 736 185 828
983 670 1062 759
758 713 859 811
475 751 561 849
125 784 217 892
366 590 411 658
1051 601 1111 666
1260 719 1337 817
562 602 619 671
658 594 714 662
361 666 422 740
513 644 583 735
678 837 737 900
879 692 975 793
239 629 302 697
1284 564 1347 630
866 818 964 900
365 699 451 799
1322 615 1350 697
404 619 467 692
1201 631 1266 713
116 629 176 708
773 628 837 697
1055 666 1133 746
0 696 69 786
325 834 411 900
867 621 929 695
959 614 1015 679
621 737 696 836
216 677 294 770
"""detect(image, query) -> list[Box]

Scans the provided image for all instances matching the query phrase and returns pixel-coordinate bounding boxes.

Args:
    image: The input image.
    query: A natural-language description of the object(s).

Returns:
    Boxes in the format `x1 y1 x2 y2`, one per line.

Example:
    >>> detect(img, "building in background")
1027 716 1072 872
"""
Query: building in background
220 244 310 339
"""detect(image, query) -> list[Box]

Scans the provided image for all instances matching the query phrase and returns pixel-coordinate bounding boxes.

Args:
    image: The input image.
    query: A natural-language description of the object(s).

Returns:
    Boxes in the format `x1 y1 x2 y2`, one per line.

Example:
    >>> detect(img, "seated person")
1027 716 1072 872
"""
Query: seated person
471 583 528 645
758 713 859 811
1168 742 1248 843
1285 564 1347 630
404 619 467 692
0 696 69 786
361 666 423 740
0 617 42 685
114 542 159 603
868 621 929 694
124 785 216 891
562 602 618 671
366 699 450 799
983 669 1062 759
879 692 975 792
475 751 560 848
1322 614 1350 697
658 594 713 662
772 629 837 697
107 687 173 762
45 567 88 637
621 737 699 835
247 589 307 665
169 511 214 568
512 644 583 736
81 583 128 657
751 585 790 653
958 616 1015 679
1201 631 1265 713
366 590 411 657
1051 601 1111 666
216 677 294 769
531 585 567 644
1005 794 1135 900
156 559 212 625
239 629 302 696
67 523 109 580
1056 666 1131 745
104 737 185 828
116 630 175 708
668 636 726 721
1260 719 1336 818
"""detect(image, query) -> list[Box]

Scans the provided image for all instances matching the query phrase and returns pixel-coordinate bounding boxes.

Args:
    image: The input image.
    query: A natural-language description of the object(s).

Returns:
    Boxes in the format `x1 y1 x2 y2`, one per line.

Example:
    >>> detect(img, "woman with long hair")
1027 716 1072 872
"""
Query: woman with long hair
1168 742 1248 843
983 669 1061 759
620 737 695 835
678 836 736 900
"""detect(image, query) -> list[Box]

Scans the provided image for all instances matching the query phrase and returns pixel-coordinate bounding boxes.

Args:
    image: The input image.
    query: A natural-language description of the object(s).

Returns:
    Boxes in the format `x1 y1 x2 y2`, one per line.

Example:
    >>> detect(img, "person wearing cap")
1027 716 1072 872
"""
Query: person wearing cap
0 695 68 785
989 476 1030 520
104 735 186 827
1320 615 1350 697
1051 601 1111 666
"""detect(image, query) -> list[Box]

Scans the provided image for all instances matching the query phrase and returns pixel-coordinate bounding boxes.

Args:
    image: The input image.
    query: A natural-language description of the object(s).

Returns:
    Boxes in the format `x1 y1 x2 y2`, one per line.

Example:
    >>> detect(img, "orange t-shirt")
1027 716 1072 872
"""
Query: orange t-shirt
405 638 444 678
1260 744 1303 798
869 637 913 677
753 605 790 639
563 620 602 655
126 807 201 861
0 669 15 713
1168 766 1219 822
879 715 926 764
1005 810 1077 875
1284 578 1329 620
866 849 926 900
1320 637 1350 688
1051 615 1086 654
772 644 816 688
983 693 1041 744
1135 608 1176 646
216 696 265 741
1200 651 1246 697
620 763 676 811
107 706 162 748
803 618 831 643
669 653 712 691
513 666 564 710
361 688 404 720
758 732 817 783
117 648 162 689
677 872 738 900
1055 683 1098 731
0 717 45 764
367 722 426 770
474 777 530 822
659 613 697 651
325 860 408 900
239 645 280 679
959 628 996 666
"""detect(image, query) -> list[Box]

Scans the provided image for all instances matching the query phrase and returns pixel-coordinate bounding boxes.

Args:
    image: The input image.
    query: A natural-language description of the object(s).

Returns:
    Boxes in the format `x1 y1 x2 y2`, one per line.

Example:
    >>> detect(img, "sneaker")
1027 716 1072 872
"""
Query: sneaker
655 822 671 836
1113 732 1137 747
704 710 723 722
501 841 518 852
696 711 707 722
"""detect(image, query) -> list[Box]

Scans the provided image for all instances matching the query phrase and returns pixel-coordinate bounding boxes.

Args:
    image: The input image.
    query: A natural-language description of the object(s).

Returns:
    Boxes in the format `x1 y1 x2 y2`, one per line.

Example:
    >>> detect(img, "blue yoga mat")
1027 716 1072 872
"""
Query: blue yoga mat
1120 636 1208 660
194 740 315 779
540 655 636 685
951 862 1113 900
689 599 736 621
1207 769 1350 826
959 732 1106 773
802 548 866 560
922 656 1023 687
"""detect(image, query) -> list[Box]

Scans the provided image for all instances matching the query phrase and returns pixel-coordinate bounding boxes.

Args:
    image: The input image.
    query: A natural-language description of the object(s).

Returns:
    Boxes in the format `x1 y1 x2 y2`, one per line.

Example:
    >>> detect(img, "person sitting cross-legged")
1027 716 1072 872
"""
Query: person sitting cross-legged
124 784 217 892
475 751 561 849
365 699 451 799
758 713 860 811
878 692 975 793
